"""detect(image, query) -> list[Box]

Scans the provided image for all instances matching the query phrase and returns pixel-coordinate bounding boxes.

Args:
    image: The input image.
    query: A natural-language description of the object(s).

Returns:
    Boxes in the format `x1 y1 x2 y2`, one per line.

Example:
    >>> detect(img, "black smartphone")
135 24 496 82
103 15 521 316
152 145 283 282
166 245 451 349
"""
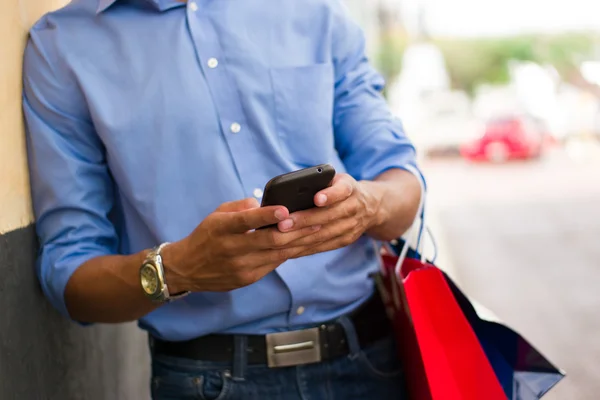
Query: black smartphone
261 164 336 214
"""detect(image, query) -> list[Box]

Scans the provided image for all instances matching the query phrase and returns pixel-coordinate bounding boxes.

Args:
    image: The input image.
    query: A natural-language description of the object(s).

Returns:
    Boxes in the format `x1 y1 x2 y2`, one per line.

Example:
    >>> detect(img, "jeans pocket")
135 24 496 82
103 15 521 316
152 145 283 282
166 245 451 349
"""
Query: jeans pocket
152 355 233 400
151 373 202 400
198 371 232 400
357 337 404 380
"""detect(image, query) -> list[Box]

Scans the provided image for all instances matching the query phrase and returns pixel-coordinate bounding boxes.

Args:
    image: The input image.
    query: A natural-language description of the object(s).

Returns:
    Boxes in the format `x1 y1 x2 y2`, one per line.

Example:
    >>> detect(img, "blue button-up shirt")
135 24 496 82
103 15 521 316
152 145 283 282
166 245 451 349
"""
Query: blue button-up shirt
23 0 422 341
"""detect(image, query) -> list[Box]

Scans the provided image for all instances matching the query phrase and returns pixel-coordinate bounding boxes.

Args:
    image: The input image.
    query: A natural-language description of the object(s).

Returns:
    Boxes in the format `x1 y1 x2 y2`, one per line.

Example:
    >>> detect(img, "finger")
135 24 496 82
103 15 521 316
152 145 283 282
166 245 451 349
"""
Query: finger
229 236 343 286
216 198 260 213
230 246 308 276
278 197 358 232
245 224 322 250
247 262 284 285
230 261 282 288
258 244 315 264
238 250 318 286
314 173 355 207
290 230 361 259
285 216 357 248
218 206 289 234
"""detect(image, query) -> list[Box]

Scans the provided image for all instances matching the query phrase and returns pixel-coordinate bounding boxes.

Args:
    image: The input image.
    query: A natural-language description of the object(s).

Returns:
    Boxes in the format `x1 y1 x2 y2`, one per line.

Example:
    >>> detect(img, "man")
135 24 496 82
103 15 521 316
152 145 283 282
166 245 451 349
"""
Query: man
23 0 424 398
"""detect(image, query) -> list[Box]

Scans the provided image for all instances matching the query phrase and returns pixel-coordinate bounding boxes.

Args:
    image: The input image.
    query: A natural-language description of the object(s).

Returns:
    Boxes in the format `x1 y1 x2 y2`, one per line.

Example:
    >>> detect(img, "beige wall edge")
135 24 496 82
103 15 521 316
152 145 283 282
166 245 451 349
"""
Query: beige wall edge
0 0 68 234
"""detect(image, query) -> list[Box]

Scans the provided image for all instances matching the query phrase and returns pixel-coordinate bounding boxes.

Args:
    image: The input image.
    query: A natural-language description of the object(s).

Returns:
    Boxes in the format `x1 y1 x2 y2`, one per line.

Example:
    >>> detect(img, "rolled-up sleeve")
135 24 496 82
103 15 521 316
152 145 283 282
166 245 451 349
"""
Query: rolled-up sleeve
330 2 425 187
23 27 118 318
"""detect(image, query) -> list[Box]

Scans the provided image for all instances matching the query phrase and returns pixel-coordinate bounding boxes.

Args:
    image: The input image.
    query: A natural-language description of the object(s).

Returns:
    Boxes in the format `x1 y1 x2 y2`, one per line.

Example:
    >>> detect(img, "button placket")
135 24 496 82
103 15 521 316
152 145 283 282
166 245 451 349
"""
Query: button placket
187 9 305 298
186 12 252 165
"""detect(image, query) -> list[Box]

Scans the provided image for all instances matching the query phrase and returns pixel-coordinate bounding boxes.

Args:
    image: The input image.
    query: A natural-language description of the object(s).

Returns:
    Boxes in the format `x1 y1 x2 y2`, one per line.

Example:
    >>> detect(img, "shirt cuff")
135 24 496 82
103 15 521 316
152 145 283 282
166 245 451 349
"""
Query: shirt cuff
38 245 108 323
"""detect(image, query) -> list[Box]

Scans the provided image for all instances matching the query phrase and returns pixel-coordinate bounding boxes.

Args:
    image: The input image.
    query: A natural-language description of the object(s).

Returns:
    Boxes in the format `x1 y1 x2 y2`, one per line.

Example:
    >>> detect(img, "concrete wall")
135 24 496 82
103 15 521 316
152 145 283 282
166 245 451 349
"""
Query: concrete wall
1 1 150 399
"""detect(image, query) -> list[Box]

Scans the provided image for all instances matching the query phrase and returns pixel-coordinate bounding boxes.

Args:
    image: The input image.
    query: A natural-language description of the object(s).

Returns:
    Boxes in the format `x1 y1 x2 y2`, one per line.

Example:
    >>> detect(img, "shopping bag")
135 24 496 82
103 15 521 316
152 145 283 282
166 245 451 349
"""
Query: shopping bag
377 250 506 400
373 169 565 399
439 264 566 400
377 240 564 400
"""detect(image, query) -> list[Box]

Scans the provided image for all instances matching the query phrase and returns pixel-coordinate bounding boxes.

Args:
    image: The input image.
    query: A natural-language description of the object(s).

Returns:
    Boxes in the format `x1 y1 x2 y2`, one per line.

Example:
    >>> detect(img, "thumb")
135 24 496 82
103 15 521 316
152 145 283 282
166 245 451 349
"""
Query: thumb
216 198 261 213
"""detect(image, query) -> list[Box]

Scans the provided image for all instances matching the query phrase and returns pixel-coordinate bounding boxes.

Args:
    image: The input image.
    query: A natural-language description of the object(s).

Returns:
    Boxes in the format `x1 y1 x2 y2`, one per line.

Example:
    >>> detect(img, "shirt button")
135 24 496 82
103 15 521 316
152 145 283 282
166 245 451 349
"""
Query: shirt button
189 2 198 11
230 122 241 134
296 306 305 315
253 188 263 199
207 58 219 69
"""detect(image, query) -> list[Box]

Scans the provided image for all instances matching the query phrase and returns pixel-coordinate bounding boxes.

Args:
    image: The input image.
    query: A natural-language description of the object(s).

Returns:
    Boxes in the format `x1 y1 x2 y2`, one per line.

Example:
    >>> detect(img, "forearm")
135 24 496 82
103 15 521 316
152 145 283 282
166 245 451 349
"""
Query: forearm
362 168 422 241
64 250 160 323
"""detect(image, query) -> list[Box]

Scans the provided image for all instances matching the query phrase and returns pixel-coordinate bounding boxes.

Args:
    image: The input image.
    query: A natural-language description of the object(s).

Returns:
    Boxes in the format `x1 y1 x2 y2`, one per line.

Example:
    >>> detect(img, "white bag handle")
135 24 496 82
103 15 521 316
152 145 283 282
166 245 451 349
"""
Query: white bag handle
393 165 428 278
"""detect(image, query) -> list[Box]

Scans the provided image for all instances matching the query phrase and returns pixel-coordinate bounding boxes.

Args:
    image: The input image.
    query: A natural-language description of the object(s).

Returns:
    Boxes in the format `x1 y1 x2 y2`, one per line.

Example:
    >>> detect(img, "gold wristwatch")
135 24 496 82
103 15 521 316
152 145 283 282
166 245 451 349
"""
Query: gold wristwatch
140 242 190 302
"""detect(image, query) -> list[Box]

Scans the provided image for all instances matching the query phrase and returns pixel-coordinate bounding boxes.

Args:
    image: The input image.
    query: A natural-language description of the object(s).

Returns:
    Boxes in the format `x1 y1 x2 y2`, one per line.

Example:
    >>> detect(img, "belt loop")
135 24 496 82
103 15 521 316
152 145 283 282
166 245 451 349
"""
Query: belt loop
336 315 361 359
232 335 247 381
148 335 155 354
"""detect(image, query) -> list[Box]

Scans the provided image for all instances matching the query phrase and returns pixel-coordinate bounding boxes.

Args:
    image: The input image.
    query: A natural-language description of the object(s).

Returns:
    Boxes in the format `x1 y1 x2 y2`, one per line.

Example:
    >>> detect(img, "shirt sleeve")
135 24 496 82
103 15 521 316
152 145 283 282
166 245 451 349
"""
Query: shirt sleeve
330 2 426 187
23 26 118 319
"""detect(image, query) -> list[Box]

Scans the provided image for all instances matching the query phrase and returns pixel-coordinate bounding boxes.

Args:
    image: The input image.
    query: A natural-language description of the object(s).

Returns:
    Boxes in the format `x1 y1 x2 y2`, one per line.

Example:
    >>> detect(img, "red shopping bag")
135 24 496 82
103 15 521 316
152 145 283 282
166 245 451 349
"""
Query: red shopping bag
377 168 564 399
376 252 507 400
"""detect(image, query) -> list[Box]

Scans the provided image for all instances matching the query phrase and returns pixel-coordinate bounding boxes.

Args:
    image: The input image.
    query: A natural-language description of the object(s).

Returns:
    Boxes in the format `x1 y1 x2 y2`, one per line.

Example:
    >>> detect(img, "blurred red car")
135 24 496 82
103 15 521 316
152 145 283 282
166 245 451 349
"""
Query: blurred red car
460 116 545 162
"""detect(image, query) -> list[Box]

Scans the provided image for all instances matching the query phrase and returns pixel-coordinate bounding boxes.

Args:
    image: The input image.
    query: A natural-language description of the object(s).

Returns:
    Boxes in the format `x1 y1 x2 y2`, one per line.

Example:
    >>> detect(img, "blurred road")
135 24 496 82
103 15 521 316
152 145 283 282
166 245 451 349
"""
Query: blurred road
422 146 600 400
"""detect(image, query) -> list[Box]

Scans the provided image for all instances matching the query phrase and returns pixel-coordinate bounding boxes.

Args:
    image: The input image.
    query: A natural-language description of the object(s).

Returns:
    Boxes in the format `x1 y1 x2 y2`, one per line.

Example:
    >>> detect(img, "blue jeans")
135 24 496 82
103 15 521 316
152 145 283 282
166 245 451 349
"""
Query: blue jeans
150 335 406 400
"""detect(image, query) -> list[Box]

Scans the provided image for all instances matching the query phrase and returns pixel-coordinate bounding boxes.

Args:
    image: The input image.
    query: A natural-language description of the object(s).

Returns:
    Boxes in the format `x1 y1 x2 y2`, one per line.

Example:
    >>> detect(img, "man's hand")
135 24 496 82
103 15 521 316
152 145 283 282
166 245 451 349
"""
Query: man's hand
276 169 422 257
163 170 420 293
163 198 321 293
275 173 384 258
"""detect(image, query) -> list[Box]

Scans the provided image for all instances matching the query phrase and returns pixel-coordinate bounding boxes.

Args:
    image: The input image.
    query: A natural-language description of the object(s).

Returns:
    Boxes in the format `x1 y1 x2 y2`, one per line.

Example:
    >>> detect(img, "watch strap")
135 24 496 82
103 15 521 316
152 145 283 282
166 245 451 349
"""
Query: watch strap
148 242 190 302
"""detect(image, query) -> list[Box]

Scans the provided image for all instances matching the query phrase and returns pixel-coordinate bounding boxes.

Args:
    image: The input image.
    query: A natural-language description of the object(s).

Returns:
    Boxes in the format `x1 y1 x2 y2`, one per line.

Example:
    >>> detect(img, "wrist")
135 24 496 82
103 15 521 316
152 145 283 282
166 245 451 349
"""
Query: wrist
358 180 389 229
364 169 422 241
160 240 190 294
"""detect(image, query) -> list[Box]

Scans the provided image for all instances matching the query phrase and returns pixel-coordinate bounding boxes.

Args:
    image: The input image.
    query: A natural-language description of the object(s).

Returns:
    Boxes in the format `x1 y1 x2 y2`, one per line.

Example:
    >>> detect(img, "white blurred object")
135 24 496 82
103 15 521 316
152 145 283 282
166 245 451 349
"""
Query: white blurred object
509 62 562 135
388 43 452 144
472 85 523 120
422 0 600 37
411 91 482 155
581 61 600 86
472 62 568 140
556 84 599 139
397 43 450 94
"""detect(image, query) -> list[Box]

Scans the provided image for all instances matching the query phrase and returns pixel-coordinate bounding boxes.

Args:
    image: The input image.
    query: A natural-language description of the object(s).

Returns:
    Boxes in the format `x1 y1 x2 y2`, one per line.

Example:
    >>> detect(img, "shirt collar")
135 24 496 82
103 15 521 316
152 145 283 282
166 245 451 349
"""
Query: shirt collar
97 0 117 13
96 0 186 14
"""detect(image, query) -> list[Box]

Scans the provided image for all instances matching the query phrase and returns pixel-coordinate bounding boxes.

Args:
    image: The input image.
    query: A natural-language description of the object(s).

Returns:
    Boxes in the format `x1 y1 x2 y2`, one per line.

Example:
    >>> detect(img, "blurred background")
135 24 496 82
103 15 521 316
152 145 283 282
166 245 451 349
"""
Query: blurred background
345 1 600 399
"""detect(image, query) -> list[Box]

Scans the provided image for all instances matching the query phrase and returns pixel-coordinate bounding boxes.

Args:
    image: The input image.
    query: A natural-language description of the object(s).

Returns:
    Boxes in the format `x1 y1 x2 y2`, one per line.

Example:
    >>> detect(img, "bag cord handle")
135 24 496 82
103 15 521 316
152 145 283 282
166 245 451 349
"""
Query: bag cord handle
393 165 428 277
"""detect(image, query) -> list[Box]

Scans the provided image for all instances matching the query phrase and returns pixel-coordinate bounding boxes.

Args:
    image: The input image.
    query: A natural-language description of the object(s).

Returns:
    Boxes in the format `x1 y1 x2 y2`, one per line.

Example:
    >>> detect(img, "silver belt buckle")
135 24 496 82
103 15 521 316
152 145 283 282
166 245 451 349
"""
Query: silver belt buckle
265 327 322 368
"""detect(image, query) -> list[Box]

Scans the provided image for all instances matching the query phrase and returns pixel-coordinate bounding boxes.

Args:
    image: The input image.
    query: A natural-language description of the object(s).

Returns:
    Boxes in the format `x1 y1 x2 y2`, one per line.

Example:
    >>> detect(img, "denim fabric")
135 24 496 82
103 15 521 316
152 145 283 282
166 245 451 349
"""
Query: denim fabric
150 336 406 400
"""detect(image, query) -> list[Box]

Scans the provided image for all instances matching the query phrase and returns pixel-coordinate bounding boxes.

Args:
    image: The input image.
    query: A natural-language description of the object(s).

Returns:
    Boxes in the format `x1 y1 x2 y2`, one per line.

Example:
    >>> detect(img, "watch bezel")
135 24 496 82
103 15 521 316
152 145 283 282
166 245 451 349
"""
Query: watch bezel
140 261 162 298
141 243 189 303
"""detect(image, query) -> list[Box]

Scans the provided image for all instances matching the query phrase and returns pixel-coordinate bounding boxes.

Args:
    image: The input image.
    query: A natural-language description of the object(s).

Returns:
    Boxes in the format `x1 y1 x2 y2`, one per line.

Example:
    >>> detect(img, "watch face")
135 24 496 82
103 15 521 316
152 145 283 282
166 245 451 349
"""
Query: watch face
140 263 160 296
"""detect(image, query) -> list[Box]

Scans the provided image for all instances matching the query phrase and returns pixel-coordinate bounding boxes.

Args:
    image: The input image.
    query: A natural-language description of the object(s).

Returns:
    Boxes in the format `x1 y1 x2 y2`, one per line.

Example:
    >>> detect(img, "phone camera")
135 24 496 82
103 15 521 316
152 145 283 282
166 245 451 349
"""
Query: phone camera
317 168 323 173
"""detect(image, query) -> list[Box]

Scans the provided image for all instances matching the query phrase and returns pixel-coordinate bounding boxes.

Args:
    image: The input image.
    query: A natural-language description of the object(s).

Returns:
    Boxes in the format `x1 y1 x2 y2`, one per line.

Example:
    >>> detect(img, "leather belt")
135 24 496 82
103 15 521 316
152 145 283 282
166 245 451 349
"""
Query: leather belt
151 293 391 368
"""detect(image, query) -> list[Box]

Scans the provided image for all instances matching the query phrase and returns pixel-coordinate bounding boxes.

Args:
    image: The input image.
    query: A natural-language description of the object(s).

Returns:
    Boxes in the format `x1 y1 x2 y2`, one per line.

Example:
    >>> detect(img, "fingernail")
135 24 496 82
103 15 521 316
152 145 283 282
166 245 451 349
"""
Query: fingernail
312 225 322 231
274 209 287 220
316 194 327 206
280 219 294 230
